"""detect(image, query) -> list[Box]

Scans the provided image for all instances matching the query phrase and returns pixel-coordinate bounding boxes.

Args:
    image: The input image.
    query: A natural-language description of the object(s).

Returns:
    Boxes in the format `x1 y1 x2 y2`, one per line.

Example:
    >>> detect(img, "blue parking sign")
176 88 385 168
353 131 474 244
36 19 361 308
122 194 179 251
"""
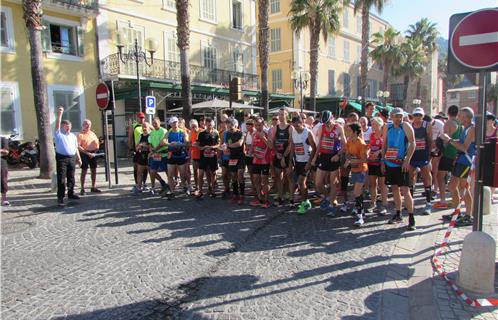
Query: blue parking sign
146 96 156 108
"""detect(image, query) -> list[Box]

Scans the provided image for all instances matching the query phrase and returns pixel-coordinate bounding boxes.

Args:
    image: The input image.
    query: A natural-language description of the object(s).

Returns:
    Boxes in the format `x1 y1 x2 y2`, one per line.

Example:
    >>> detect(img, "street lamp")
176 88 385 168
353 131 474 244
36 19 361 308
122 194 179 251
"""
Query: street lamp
376 90 390 107
115 31 158 112
291 70 311 112
412 98 421 112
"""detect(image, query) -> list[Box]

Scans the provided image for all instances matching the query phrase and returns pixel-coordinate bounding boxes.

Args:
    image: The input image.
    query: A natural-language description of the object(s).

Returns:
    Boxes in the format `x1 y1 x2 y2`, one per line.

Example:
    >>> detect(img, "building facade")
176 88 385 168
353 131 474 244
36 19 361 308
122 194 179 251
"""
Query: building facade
1 0 100 141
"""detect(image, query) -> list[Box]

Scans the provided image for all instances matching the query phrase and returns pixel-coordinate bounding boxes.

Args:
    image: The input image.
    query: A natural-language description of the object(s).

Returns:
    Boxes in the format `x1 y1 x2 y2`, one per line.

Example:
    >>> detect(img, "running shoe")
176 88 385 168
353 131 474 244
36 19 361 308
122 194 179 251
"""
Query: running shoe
376 204 388 216
423 203 432 215
433 202 449 209
133 187 142 195
184 186 191 196
326 205 337 217
196 192 204 200
320 198 331 210
388 214 403 224
149 189 155 195
354 213 364 227
210 192 216 199
261 202 270 209
301 199 312 211
340 203 349 213
249 199 261 207
407 215 416 231
456 215 473 227
443 211 465 221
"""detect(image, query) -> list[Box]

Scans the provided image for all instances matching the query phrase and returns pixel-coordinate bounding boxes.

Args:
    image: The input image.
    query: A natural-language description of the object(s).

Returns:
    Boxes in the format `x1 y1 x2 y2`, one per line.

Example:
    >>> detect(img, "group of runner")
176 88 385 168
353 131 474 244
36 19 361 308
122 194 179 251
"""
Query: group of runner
127 103 498 231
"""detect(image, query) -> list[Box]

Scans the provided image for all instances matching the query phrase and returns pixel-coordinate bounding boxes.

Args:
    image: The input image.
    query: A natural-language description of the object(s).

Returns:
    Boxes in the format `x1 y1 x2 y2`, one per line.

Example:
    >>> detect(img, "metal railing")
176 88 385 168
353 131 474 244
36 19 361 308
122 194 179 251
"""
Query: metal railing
101 53 259 90
48 0 98 10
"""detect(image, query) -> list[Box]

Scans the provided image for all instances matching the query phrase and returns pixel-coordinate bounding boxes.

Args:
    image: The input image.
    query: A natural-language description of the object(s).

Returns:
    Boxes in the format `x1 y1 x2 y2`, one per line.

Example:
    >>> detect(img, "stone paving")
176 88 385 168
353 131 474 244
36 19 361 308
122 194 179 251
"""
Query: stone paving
1 162 497 319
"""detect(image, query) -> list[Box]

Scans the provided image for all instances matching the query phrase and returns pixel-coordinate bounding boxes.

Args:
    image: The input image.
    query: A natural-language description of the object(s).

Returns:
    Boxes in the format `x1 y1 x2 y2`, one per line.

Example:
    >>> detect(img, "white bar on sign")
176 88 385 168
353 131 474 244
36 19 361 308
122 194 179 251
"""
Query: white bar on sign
96 93 108 99
459 32 498 46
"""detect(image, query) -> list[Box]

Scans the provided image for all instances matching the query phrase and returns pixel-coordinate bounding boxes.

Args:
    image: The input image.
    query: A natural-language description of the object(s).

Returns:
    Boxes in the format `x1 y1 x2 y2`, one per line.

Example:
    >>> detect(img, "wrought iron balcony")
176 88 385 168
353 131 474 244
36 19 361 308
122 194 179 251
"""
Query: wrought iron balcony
46 0 98 10
101 53 259 90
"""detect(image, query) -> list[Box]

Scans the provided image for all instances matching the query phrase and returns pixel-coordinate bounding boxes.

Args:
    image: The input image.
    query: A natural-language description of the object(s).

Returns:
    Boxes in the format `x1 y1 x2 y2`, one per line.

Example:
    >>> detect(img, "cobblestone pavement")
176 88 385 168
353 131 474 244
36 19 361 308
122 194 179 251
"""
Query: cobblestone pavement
1 163 497 319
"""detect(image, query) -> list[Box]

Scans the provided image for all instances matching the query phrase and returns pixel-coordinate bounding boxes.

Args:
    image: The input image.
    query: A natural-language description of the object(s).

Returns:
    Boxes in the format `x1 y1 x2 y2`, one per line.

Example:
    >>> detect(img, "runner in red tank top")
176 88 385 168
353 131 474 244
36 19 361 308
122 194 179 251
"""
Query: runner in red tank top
249 118 272 208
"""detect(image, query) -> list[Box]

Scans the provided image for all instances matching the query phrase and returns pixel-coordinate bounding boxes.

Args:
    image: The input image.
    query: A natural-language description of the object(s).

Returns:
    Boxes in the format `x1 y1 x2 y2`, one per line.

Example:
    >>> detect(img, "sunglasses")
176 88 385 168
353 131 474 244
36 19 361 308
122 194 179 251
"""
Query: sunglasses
246 123 254 126
272 118 278 121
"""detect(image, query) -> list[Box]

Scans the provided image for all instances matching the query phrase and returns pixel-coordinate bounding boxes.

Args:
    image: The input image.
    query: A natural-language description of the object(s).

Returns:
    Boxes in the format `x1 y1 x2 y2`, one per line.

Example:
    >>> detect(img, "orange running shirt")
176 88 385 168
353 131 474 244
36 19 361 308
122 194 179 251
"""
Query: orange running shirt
346 138 368 173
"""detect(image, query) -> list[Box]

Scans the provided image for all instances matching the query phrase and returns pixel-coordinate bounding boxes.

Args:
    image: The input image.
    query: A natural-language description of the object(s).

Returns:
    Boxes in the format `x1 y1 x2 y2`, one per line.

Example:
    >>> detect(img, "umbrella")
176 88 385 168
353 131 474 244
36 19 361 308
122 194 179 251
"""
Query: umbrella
168 98 261 112
268 106 318 114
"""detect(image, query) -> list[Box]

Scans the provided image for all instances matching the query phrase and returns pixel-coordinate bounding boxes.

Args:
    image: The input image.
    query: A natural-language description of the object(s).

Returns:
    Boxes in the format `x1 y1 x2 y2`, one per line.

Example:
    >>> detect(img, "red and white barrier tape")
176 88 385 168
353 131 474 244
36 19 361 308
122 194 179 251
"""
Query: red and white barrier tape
431 208 498 307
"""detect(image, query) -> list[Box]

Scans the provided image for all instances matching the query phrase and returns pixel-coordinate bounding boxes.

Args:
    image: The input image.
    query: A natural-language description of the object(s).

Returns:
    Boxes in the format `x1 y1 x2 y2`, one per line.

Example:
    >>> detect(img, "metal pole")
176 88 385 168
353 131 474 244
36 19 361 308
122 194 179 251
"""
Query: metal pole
300 74 304 113
472 71 487 232
101 110 108 182
104 110 111 189
229 73 232 111
110 79 119 185
135 39 142 113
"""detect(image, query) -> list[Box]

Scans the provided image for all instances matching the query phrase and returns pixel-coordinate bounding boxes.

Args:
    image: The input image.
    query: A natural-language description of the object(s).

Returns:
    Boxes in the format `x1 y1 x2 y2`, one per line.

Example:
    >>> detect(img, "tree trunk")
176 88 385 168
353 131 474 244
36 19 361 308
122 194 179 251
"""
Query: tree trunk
258 0 270 119
403 74 410 108
360 6 370 100
309 23 320 112
23 0 55 179
176 0 192 122
382 60 390 91
416 78 421 100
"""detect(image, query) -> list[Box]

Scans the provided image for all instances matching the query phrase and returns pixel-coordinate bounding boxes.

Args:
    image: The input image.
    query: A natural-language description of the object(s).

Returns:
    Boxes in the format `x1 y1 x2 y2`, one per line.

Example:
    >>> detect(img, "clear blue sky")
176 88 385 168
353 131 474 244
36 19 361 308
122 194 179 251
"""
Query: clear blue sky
376 0 497 38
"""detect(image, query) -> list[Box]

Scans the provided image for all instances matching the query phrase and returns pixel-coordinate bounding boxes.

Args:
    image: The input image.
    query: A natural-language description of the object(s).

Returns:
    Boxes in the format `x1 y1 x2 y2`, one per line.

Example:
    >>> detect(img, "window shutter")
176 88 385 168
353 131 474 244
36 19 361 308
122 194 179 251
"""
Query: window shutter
77 26 84 57
41 21 51 52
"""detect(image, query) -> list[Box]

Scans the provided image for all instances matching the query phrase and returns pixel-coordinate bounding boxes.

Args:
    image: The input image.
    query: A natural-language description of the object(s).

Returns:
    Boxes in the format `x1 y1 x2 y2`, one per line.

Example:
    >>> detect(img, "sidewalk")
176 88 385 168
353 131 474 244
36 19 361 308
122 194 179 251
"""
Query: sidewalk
380 197 498 320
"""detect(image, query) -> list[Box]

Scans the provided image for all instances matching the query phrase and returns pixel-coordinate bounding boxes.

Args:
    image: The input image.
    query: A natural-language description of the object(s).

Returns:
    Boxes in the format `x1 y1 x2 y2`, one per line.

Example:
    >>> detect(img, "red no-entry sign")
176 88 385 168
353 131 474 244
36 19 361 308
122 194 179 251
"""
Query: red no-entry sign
448 8 498 74
96 83 110 110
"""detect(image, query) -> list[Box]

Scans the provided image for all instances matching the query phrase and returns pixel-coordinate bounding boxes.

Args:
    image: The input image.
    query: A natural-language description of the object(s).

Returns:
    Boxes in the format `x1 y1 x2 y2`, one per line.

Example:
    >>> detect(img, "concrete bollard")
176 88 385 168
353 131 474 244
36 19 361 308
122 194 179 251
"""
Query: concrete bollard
483 187 492 215
457 231 496 294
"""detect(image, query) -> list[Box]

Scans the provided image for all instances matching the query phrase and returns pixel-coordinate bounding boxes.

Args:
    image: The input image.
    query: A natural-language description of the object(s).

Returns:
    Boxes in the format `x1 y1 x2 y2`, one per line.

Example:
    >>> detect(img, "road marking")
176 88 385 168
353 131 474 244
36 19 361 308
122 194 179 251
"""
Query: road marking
459 32 498 46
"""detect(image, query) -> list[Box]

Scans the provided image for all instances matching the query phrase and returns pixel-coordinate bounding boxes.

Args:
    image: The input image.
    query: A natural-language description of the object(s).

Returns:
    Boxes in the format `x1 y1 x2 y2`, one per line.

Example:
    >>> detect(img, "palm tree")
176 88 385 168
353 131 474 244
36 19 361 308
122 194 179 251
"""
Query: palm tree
438 54 463 108
176 0 192 122
353 0 387 101
289 0 345 112
23 0 55 179
406 18 439 100
394 38 425 109
369 27 402 91
258 0 270 119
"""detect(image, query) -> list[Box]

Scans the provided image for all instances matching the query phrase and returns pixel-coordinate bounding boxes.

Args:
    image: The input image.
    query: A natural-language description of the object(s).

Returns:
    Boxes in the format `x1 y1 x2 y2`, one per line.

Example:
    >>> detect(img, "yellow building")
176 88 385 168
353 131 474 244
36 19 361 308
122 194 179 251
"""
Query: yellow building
1 0 100 141
97 0 269 155
264 1 390 111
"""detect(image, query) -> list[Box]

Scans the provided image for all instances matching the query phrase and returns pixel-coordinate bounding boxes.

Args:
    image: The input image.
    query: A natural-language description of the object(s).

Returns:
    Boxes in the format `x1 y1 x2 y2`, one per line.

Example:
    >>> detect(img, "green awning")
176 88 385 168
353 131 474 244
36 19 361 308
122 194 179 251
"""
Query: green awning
348 102 363 112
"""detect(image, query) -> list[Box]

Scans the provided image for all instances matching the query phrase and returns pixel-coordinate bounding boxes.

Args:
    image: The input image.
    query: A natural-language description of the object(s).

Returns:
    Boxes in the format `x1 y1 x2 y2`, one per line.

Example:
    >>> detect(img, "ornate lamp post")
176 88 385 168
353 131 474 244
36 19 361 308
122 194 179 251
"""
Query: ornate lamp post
115 32 158 112
291 70 311 112
376 90 390 107
412 98 421 112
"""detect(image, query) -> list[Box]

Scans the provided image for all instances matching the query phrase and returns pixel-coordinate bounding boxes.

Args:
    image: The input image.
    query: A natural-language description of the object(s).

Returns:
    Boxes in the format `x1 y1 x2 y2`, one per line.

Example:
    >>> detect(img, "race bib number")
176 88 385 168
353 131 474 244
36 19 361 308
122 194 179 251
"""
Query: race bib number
203 148 215 158
246 144 253 157
254 146 266 159
229 159 238 166
276 142 284 152
295 143 305 155
321 138 334 151
152 153 162 161
350 156 360 168
223 148 230 156
415 139 426 150
385 148 399 161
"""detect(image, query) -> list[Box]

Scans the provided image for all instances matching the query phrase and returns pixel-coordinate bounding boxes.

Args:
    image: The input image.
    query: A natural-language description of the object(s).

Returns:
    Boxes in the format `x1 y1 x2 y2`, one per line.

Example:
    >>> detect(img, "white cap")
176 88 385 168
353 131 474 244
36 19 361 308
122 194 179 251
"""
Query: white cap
391 107 404 116
168 116 179 125
335 118 345 125
413 107 425 116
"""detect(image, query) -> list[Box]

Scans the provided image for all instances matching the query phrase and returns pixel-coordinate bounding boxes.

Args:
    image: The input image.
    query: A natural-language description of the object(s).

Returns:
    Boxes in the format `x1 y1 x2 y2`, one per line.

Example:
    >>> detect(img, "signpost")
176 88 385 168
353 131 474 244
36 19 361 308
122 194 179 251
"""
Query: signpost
96 82 111 188
448 8 498 232
145 95 156 123
96 83 110 111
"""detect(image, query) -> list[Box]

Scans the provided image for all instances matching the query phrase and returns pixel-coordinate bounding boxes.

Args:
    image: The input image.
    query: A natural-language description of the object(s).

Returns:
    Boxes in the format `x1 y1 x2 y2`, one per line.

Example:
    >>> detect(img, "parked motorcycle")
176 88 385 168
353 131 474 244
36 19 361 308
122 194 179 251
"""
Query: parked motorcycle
7 134 38 169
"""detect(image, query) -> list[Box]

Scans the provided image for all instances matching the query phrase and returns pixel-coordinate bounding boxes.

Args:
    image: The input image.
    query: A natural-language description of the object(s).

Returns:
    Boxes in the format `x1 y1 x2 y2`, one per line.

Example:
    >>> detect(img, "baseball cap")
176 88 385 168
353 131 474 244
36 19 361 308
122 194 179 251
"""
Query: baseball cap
379 109 389 118
136 112 145 118
291 116 302 124
335 117 345 126
391 107 404 116
486 112 496 121
413 107 425 116
227 117 239 127
168 116 179 124
321 110 332 123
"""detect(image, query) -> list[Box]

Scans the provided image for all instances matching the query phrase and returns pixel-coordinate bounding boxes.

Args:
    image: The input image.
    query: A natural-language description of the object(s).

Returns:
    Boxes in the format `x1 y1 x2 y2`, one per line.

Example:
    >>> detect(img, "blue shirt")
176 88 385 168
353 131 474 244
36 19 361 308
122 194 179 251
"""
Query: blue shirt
384 123 407 168
54 129 78 156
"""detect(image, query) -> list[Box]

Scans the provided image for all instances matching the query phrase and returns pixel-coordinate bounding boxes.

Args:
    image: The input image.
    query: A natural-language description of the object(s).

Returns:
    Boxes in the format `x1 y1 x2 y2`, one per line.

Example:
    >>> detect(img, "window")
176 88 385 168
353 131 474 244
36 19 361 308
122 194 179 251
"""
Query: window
343 40 350 63
270 0 280 13
328 70 335 95
270 28 281 52
450 92 457 99
233 49 244 73
356 44 361 63
162 0 176 11
202 43 217 69
467 91 477 99
272 69 282 92
0 82 21 137
356 76 361 97
356 16 362 34
343 73 351 97
48 85 85 131
232 0 242 30
343 9 349 29
0 7 15 52
117 23 145 75
327 35 335 58
165 32 180 63
200 0 216 22
42 17 84 57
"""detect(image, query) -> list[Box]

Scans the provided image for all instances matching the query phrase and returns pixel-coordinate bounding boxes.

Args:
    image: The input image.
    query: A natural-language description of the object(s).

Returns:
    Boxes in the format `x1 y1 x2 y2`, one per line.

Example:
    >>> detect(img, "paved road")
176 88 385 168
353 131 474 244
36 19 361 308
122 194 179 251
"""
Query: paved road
0 164 495 319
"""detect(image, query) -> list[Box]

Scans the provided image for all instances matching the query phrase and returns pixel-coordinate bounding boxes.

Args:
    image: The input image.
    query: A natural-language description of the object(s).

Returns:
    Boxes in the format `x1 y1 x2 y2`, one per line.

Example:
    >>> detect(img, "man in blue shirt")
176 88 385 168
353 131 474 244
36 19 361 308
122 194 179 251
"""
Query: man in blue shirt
54 106 82 206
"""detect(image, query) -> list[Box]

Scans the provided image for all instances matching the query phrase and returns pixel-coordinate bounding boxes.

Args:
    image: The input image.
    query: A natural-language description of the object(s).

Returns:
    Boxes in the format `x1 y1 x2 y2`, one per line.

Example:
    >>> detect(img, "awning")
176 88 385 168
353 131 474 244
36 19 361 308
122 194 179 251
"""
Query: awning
348 102 363 112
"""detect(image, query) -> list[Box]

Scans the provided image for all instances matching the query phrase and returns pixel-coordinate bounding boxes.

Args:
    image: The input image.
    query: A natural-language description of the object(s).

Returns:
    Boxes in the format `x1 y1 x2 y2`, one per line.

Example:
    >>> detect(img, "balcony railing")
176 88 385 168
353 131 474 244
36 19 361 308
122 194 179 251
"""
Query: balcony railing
101 53 259 90
47 0 98 10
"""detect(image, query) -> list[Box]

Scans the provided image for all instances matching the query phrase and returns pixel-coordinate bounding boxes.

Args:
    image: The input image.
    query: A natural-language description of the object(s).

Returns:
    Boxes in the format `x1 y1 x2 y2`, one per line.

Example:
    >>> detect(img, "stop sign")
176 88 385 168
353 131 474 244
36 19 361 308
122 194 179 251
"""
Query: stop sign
450 8 498 70
96 83 110 110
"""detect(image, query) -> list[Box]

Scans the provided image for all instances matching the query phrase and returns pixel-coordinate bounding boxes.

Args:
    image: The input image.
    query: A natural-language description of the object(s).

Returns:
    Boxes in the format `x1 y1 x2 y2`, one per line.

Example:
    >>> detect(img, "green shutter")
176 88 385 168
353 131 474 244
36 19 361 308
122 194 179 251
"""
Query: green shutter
41 21 51 52
77 26 84 56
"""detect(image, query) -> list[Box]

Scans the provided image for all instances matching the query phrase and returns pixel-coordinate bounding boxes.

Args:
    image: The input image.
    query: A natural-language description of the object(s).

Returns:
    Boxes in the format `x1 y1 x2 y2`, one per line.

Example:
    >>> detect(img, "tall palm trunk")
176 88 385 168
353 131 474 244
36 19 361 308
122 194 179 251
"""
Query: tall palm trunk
403 74 410 108
258 0 270 119
309 22 320 112
359 5 369 100
382 60 390 91
416 78 421 100
176 0 192 122
23 0 55 179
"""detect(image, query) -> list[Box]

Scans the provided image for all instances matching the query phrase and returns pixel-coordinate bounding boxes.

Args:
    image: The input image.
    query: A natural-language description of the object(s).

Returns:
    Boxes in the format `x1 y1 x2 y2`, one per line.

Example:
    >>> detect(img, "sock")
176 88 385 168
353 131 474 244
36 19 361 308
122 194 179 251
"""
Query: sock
355 196 363 211
159 180 166 187
396 210 401 217
341 176 349 191
232 181 239 195
239 182 245 196
409 185 414 196
424 186 431 203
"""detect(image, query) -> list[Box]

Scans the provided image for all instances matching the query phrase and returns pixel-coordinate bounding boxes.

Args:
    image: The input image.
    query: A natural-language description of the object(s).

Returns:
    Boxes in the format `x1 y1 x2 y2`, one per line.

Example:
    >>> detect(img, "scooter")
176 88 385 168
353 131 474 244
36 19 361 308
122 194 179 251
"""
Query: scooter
7 133 38 169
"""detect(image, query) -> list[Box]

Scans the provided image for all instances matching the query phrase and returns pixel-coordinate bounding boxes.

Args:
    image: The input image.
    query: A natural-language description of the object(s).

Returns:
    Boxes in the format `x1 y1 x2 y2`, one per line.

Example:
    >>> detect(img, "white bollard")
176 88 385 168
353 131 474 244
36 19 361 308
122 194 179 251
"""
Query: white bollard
457 231 496 294
483 187 492 215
